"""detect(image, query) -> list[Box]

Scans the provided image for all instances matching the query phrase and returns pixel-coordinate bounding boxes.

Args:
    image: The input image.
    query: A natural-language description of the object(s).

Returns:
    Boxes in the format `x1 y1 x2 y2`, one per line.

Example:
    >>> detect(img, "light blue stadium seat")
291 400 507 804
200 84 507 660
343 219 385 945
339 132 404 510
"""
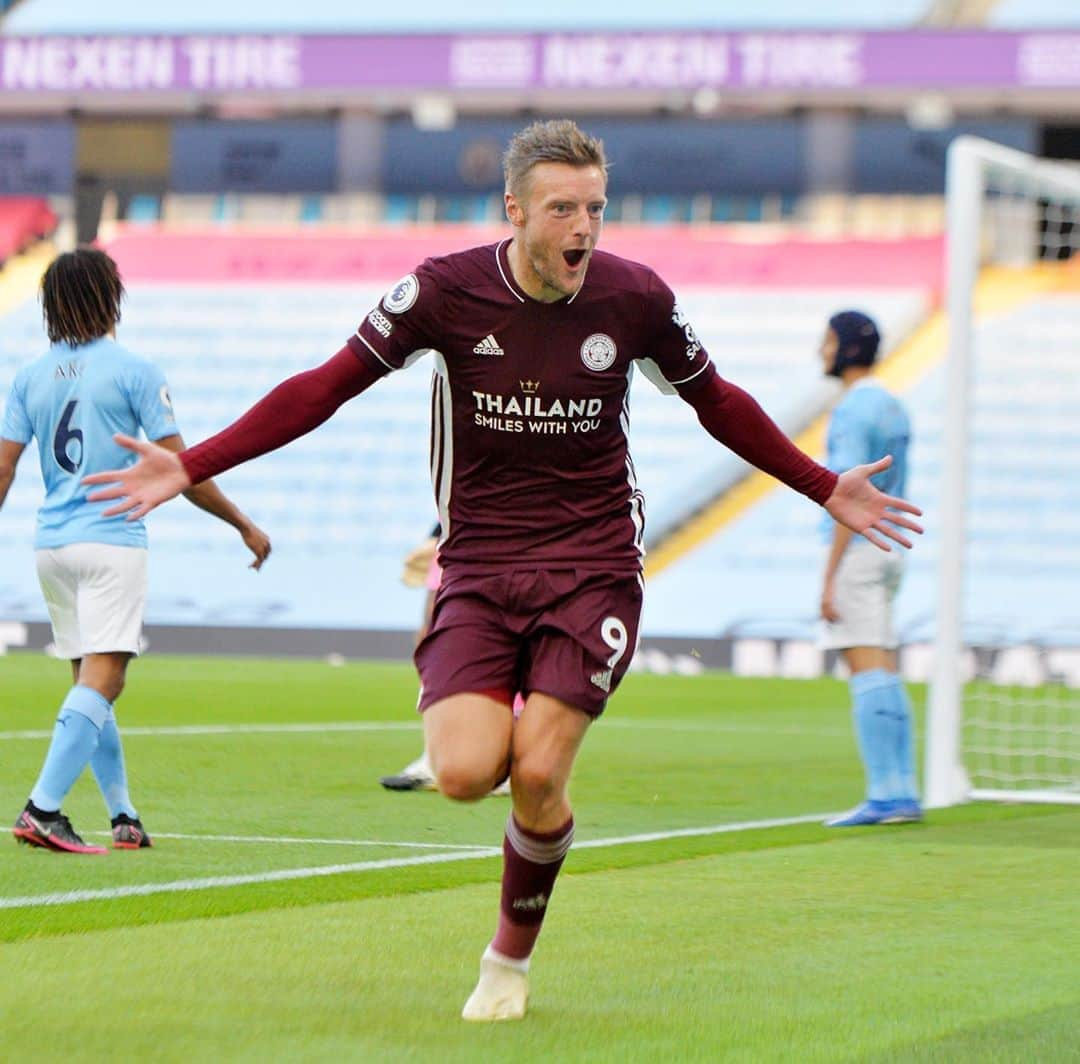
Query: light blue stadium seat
437 196 467 222
213 195 240 223
465 195 494 223
641 196 679 223
383 194 417 224
299 196 324 223
125 195 161 223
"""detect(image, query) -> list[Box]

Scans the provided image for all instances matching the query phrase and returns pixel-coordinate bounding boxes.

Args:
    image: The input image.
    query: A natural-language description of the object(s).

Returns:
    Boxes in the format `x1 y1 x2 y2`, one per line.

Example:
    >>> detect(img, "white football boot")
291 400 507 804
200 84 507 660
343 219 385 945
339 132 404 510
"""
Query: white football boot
461 946 529 1021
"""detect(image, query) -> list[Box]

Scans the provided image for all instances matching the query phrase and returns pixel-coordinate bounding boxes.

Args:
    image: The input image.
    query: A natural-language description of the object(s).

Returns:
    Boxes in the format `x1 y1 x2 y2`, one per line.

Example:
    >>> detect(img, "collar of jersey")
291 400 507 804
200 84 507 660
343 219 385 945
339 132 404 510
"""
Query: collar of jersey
496 238 584 306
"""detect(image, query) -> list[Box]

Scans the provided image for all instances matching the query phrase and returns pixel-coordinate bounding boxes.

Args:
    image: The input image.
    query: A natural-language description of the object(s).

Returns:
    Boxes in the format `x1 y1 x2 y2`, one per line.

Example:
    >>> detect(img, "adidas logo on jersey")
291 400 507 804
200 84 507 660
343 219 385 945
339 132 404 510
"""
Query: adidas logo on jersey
472 334 504 357
590 669 613 693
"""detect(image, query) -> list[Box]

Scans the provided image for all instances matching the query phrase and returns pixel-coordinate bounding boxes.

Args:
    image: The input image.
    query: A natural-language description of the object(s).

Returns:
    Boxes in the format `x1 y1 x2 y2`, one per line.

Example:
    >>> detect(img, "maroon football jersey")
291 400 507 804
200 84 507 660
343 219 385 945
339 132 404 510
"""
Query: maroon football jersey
352 240 712 573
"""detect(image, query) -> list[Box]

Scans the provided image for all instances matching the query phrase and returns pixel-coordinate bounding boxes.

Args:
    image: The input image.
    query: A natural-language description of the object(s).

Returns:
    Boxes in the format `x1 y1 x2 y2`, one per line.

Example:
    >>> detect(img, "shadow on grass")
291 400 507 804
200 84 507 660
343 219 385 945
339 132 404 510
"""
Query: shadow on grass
862 1000 1080 1063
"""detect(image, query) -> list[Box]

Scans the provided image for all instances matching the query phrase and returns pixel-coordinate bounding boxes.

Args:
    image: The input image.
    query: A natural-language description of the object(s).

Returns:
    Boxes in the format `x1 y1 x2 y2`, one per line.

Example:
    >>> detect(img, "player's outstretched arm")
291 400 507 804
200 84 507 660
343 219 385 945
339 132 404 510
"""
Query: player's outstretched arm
83 433 191 519
824 455 923 552
85 346 382 522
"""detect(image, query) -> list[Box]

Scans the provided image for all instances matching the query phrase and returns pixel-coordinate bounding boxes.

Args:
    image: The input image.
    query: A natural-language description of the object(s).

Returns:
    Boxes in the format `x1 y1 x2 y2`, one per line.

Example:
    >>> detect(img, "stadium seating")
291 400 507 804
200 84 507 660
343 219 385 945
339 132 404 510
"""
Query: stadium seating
0 198 56 262
645 291 1080 650
0 230 931 634
992 0 1080 27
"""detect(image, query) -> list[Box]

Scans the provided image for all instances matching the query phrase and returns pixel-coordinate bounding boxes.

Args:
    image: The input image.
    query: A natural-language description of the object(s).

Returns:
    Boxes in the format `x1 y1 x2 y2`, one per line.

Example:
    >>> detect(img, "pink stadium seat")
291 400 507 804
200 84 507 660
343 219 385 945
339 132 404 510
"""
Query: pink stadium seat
0 198 57 262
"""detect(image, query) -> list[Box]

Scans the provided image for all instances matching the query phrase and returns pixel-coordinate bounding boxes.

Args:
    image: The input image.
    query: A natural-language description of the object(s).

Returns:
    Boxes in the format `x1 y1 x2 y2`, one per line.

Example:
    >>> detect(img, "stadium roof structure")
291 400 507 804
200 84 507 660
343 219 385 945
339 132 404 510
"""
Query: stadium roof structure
2 0 932 35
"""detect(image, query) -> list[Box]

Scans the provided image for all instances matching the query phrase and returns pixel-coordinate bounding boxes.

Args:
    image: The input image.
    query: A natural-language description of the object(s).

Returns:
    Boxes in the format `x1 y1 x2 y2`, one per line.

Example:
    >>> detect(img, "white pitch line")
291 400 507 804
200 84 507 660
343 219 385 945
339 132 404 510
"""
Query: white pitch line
87 831 491 851
571 813 832 849
604 719 850 738
0 812 833 911
0 719 840 741
0 721 421 741
0 848 500 910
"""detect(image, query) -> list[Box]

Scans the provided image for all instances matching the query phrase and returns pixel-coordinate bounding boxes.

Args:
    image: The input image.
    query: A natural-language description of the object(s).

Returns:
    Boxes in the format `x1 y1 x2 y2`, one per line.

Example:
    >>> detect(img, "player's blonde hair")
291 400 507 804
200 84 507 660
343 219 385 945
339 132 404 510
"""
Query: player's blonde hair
503 120 608 198
41 247 125 346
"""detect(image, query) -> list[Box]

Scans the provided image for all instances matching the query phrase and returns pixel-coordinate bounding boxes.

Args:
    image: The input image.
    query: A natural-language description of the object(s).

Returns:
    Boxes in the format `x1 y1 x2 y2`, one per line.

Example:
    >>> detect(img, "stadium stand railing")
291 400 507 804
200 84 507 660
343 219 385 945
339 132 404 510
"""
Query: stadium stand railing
144 192 874 232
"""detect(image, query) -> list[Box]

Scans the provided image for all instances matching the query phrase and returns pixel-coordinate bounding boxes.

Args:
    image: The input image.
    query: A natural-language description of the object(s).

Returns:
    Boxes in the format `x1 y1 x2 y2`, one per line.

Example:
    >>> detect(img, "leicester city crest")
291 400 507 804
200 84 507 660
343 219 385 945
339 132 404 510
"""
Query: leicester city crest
580 333 617 372
382 273 419 315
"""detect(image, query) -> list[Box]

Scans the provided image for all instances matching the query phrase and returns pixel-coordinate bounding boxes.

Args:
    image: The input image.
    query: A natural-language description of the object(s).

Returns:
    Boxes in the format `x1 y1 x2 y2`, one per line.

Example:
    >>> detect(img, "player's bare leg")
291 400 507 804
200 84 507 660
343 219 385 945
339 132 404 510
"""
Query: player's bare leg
459 693 590 1021
382 695 523 794
424 692 514 801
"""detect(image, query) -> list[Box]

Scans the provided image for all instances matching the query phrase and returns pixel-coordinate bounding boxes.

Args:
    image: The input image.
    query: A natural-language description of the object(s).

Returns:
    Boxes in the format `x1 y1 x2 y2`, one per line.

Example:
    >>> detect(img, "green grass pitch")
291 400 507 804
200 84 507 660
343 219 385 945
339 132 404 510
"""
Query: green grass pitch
1 653 1076 1061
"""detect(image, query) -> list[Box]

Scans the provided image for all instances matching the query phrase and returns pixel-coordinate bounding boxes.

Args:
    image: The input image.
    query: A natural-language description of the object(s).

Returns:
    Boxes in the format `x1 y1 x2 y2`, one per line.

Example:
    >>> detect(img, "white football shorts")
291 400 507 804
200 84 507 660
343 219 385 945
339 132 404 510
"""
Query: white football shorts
35 544 148 659
820 539 905 651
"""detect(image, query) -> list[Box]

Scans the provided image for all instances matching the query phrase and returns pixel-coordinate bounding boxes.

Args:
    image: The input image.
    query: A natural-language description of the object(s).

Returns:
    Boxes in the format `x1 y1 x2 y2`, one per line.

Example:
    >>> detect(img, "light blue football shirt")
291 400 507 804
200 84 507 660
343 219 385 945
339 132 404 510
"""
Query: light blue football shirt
1 337 178 549
821 378 910 542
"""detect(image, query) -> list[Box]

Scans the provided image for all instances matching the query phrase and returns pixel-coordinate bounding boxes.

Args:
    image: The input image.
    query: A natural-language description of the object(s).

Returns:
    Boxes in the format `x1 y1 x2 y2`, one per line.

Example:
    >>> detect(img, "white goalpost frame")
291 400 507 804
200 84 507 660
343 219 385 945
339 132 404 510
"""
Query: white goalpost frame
926 136 1080 808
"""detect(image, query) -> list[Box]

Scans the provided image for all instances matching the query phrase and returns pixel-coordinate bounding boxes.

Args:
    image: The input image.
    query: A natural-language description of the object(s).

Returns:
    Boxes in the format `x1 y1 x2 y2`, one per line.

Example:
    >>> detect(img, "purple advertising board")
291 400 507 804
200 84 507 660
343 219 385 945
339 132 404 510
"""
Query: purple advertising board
0 32 1078 94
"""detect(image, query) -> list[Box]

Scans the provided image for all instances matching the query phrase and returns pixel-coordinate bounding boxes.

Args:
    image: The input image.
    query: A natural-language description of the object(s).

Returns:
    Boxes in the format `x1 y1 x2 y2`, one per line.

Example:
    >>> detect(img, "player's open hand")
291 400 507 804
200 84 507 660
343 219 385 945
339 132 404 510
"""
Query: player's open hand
241 523 272 571
824 455 923 551
83 433 192 519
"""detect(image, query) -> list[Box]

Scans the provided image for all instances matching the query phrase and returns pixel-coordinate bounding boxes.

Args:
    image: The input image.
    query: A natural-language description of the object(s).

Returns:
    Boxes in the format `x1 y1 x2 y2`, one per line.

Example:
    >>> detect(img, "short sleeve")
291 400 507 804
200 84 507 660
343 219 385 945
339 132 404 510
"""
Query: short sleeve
826 402 871 473
0 372 33 443
635 271 713 394
352 261 443 373
127 359 179 442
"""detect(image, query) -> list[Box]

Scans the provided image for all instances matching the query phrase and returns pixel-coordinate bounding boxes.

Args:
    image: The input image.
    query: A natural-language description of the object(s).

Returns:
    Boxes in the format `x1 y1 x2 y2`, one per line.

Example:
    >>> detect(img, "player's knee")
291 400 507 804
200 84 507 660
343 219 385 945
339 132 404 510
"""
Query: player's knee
509 756 560 804
434 761 494 802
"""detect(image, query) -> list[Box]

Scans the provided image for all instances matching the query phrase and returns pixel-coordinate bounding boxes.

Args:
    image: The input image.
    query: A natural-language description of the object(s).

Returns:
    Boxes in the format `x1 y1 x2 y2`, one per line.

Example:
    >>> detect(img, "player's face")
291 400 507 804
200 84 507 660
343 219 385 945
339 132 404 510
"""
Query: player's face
506 162 607 302
820 327 839 375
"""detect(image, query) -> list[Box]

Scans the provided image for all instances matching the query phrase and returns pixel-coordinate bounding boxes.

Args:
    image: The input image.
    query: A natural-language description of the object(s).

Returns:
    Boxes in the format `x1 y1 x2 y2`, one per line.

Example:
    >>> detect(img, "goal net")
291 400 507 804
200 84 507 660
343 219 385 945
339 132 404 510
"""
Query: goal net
926 137 1080 807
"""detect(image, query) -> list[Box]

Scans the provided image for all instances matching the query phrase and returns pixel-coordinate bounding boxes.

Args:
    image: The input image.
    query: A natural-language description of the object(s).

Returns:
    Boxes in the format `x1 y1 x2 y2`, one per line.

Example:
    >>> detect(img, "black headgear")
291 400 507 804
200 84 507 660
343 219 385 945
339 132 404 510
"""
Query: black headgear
827 310 880 377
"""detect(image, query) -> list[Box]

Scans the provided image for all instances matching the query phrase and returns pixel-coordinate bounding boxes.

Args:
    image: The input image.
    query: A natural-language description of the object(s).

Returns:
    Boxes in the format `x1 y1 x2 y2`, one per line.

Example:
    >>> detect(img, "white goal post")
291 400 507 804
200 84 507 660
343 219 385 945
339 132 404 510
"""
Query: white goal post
926 136 1080 808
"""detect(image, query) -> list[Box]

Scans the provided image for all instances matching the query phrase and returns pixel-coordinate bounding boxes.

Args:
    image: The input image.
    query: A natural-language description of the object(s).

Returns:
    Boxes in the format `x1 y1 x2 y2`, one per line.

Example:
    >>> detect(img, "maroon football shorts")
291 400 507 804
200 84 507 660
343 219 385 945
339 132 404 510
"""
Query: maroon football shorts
415 567 643 717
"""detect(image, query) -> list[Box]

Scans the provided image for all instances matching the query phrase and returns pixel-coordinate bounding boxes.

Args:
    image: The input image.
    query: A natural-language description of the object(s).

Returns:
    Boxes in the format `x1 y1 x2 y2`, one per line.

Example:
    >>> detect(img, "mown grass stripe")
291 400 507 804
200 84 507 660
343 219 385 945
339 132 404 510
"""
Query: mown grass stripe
0 813 832 911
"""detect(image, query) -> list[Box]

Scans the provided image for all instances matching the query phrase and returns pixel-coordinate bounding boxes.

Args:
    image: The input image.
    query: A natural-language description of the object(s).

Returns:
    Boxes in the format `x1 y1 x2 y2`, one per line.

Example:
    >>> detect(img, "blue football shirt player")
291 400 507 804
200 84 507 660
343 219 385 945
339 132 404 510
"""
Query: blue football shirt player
0 247 271 853
818 310 922 826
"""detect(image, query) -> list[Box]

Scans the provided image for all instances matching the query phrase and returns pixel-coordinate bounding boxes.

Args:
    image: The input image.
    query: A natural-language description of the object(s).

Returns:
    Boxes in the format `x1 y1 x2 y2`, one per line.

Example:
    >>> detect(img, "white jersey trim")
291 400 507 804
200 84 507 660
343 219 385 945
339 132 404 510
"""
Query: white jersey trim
666 360 711 387
401 347 431 370
431 352 453 539
354 331 395 372
621 365 646 560
635 357 677 396
495 240 526 304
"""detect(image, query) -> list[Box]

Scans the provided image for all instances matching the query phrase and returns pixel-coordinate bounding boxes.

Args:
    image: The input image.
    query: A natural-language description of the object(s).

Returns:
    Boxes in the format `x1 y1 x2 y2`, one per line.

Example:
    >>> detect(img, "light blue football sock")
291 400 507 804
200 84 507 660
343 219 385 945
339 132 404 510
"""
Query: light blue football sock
29 685 110 812
886 676 919 802
849 669 897 803
91 711 138 820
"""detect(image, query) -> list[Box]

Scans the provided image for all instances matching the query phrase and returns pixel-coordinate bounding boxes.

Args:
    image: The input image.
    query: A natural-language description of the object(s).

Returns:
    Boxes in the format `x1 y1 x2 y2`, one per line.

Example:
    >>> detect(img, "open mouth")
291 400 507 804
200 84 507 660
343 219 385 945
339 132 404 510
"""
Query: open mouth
563 248 587 268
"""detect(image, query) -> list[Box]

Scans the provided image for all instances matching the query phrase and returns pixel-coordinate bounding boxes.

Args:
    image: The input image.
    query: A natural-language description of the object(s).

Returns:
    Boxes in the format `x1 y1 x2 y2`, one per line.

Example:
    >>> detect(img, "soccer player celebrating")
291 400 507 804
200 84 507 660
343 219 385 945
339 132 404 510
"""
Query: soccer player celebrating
84 122 921 1015
818 311 922 827
1 248 271 854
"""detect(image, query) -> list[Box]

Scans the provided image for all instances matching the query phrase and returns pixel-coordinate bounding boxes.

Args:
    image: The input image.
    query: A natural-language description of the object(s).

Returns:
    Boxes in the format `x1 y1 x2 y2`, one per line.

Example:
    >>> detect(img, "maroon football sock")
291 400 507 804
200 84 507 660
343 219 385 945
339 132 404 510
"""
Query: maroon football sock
491 813 575 961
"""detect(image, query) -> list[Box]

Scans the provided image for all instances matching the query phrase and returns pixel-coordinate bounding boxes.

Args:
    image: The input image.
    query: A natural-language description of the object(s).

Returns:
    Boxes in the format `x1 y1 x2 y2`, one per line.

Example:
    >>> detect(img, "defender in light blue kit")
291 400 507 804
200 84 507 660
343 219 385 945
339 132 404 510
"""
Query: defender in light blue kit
0 247 271 854
818 310 922 827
